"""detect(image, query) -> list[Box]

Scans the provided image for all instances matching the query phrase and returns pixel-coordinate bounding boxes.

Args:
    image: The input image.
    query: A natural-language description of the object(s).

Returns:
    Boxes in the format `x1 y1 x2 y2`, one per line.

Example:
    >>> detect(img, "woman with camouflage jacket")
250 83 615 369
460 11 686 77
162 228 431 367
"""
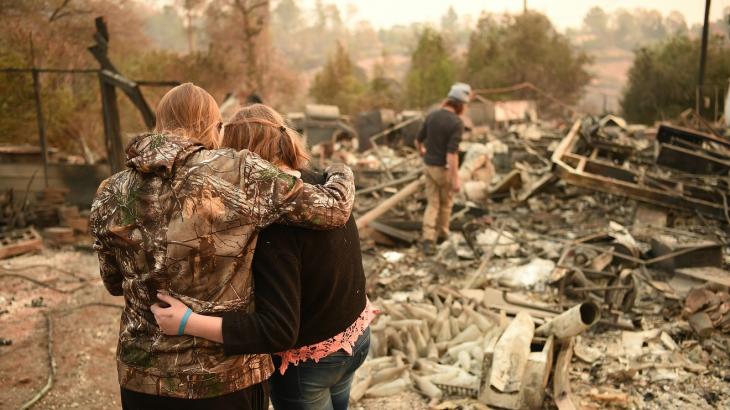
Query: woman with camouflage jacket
89 83 355 410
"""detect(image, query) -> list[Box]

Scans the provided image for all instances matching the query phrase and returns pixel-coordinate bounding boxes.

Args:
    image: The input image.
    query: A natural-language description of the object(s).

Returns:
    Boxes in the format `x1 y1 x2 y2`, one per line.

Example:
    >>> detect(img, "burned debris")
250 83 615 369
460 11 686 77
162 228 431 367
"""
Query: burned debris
3 102 729 408
2 65 729 409
350 108 730 409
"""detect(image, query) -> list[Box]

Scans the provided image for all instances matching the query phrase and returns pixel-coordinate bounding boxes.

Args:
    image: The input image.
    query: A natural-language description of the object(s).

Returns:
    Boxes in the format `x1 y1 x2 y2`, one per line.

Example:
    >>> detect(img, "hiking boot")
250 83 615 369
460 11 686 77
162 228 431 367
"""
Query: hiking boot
422 240 436 256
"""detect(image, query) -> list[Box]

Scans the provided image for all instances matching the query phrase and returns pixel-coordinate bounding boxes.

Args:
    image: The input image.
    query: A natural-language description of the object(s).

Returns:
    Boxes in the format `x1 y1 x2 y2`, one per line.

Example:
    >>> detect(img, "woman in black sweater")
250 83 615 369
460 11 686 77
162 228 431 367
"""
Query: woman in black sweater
152 104 373 410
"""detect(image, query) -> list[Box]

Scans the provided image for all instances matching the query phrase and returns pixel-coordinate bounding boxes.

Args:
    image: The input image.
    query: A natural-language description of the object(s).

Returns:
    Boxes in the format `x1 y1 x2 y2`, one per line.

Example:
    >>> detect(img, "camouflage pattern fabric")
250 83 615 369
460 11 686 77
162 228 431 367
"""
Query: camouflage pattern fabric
90 132 354 399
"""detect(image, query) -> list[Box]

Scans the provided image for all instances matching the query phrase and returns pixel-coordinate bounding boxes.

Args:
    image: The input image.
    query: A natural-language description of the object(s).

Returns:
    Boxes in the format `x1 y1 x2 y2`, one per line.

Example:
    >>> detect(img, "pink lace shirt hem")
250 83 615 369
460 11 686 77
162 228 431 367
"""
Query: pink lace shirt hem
275 298 377 374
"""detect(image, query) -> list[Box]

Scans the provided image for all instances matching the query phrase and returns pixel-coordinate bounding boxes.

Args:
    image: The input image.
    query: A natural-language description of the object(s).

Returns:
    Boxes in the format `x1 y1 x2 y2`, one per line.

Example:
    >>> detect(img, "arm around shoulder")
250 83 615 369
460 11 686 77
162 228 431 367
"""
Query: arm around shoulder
243 151 355 230
280 163 355 229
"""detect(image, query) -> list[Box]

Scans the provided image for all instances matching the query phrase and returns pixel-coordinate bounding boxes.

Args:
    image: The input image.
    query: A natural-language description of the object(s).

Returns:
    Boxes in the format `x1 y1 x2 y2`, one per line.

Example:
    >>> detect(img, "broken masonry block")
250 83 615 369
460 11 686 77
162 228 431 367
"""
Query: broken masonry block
0 227 43 260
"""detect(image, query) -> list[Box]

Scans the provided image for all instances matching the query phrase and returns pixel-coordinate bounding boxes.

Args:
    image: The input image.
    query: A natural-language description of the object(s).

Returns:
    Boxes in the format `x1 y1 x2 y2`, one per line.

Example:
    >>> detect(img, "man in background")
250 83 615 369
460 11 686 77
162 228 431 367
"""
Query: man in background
416 83 471 255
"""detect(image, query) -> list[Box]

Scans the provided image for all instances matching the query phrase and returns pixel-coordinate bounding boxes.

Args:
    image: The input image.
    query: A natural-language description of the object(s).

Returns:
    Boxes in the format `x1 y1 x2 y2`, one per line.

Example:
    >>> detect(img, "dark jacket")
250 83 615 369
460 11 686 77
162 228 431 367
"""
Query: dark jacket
90 133 354 399
221 170 367 355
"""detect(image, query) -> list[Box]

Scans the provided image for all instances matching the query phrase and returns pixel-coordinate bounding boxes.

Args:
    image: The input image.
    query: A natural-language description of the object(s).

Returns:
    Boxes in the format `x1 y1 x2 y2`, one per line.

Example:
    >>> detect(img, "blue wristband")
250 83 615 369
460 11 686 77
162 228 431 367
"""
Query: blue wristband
177 308 193 336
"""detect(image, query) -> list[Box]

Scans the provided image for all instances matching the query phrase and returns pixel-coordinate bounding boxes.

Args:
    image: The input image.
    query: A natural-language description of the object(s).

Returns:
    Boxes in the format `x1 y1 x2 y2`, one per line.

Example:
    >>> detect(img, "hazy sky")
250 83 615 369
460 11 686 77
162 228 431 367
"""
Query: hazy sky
298 0 730 30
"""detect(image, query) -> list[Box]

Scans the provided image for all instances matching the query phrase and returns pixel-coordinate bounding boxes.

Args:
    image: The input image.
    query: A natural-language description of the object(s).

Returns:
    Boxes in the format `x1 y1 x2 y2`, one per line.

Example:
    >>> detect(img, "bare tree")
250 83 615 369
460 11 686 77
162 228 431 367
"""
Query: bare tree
205 0 270 93
49 0 91 23
177 0 206 54
231 0 269 92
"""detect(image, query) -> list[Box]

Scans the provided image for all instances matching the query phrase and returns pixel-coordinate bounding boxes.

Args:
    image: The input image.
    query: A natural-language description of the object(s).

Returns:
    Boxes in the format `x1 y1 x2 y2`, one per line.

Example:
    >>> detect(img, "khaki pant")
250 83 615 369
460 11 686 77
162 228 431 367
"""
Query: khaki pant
422 166 454 242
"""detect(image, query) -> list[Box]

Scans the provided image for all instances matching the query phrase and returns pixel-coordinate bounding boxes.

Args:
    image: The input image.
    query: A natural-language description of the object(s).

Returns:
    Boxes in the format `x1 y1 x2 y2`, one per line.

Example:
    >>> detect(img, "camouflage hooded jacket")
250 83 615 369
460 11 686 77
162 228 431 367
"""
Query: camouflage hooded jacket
89 133 355 399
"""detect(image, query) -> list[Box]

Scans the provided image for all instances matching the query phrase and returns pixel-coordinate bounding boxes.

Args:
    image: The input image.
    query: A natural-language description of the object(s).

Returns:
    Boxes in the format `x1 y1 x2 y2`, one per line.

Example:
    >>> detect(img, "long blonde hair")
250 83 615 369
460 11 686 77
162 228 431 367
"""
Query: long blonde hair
223 104 310 170
155 83 222 149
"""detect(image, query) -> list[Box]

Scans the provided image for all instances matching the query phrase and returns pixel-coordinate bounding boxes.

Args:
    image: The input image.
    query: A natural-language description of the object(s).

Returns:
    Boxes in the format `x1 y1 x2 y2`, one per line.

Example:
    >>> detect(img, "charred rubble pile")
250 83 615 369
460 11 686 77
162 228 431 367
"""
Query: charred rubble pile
0 146 97 259
351 115 730 409
0 188 90 259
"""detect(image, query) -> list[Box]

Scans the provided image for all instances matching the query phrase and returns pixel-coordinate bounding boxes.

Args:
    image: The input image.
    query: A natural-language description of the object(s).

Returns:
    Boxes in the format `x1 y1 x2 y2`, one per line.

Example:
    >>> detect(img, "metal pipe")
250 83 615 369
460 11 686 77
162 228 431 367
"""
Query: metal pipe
0 68 98 74
31 68 49 187
535 302 601 339
698 0 712 114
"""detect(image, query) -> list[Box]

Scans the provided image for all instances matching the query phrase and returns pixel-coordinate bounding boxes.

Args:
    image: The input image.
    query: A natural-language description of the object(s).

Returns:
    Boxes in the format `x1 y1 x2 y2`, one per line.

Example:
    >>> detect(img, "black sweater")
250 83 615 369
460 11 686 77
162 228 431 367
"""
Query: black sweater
221 170 367 355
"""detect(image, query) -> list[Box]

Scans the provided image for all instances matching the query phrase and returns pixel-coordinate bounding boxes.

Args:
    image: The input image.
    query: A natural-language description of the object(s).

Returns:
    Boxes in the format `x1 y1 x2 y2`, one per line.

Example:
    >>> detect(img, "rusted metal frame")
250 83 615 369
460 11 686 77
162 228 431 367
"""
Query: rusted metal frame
553 120 728 220
657 122 730 149
0 68 98 74
135 80 181 87
6 66 93 181
656 143 730 174
31 69 49 187
1 67 170 174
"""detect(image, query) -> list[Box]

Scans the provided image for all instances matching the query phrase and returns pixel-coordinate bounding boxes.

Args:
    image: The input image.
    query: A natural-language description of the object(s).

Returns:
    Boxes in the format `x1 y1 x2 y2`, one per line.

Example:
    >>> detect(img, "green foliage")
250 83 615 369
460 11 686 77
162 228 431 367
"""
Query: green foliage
309 43 367 114
463 12 592 107
0 0 150 158
404 28 455 109
0 47 36 145
621 35 730 124
358 59 403 111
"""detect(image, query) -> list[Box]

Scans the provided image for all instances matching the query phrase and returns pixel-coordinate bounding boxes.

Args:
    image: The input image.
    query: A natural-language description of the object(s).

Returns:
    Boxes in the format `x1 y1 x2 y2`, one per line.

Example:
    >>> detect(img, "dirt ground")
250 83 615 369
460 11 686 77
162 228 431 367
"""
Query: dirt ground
3 247 728 410
0 248 428 409
0 250 123 409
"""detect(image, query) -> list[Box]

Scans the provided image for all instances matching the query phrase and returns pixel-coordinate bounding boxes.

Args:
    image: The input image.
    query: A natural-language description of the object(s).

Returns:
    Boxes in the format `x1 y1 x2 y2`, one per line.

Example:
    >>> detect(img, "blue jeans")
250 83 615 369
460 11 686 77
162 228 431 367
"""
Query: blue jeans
269 327 371 410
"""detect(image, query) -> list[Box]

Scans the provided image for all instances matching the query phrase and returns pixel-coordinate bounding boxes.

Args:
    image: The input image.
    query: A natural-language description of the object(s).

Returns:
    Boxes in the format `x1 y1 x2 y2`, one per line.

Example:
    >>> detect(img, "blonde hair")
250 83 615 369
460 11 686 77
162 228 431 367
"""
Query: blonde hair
155 83 222 149
223 104 310 170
